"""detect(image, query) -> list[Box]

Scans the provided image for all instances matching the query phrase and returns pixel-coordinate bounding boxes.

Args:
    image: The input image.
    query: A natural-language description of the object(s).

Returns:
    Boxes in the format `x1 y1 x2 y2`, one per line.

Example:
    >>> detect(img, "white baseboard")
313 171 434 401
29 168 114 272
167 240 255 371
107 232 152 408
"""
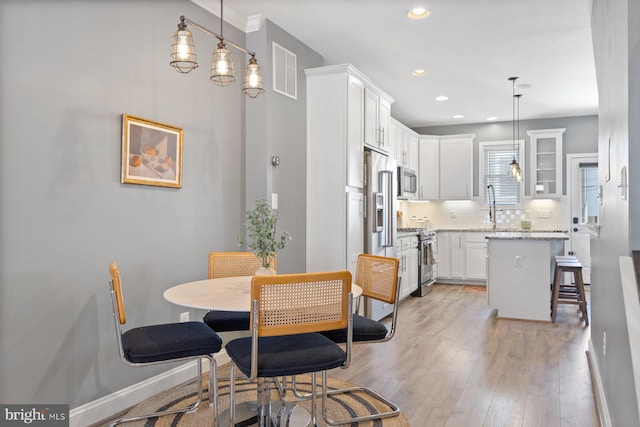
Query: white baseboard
587 340 612 427
70 350 230 427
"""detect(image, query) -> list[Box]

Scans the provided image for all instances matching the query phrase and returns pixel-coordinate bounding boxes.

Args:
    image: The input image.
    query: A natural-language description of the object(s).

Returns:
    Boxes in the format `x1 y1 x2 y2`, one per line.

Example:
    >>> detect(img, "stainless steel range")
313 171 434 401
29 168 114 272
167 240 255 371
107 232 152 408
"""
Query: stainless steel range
414 230 437 296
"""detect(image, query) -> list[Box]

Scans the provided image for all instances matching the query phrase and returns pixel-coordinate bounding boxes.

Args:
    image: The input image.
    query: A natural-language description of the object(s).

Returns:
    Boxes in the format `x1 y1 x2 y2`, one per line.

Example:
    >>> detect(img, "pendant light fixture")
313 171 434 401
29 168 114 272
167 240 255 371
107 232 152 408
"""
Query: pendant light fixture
508 77 523 182
170 0 264 97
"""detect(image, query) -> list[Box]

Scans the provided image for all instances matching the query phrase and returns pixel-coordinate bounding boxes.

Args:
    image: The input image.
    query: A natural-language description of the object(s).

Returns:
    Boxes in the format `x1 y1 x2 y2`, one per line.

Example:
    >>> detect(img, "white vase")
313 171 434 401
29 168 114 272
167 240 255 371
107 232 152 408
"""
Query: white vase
255 266 276 275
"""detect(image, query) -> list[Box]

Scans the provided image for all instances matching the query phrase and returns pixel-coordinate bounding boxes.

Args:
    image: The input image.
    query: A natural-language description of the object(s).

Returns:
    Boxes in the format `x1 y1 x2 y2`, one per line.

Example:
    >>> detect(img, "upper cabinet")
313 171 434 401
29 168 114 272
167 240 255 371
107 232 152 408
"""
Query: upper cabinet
440 135 474 200
305 64 393 273
408 131 419 173
364 87 393 154
418 136 439 200
418 134 474 200
527 128 565 198
393 119 419 172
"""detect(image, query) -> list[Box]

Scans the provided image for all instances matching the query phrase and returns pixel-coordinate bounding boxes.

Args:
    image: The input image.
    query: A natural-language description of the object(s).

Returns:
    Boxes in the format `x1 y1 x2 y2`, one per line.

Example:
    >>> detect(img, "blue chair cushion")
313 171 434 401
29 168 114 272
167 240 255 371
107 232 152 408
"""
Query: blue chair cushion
320 314 388 343
203 310 250 332
225 333 347 378
122 321 222 364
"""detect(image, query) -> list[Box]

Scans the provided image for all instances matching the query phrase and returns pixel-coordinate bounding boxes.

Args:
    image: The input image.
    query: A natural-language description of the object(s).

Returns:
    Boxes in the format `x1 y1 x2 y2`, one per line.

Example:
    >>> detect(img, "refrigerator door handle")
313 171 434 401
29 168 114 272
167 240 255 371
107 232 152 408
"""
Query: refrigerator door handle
379 170 394 247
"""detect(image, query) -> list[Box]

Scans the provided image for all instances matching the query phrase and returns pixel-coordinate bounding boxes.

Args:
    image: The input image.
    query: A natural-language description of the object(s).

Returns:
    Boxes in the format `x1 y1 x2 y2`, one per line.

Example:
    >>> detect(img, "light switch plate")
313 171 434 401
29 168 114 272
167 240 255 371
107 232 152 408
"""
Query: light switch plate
271 193 278 210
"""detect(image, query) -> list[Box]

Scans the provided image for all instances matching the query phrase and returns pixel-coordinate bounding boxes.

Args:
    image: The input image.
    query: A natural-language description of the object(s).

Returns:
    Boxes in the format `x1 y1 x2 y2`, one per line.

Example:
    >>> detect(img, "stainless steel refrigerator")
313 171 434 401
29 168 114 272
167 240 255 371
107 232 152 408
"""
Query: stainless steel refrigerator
364 149 397 320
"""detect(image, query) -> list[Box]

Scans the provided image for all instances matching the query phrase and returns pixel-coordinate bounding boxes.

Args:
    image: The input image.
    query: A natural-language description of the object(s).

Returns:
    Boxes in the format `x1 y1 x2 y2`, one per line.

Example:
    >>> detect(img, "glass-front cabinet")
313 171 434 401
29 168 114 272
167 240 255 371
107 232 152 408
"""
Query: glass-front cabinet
527 128 565 198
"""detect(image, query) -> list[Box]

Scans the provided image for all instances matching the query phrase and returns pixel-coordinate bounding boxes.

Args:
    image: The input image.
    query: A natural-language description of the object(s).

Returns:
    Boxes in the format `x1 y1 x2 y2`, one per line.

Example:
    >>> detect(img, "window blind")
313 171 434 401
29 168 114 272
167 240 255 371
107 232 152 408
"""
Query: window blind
483 144 521 206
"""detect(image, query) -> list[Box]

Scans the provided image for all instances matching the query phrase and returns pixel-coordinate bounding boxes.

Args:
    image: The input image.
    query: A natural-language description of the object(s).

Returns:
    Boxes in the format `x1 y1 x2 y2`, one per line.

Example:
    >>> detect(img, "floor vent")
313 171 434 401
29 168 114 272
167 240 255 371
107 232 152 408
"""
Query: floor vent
460 285 486 292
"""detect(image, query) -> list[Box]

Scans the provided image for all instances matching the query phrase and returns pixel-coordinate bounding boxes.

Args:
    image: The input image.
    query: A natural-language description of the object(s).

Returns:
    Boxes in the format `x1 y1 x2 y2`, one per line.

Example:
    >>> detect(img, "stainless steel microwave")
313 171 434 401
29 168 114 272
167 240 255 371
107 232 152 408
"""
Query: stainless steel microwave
397 166 417 199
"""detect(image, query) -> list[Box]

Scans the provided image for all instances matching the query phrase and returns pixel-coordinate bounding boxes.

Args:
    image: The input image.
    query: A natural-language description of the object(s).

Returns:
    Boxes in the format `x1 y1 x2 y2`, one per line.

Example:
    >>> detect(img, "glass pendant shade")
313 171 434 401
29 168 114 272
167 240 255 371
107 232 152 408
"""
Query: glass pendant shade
169 12 262 97
210 41 236 86
509 158 522 182
242 56 265 98
170 29 198 73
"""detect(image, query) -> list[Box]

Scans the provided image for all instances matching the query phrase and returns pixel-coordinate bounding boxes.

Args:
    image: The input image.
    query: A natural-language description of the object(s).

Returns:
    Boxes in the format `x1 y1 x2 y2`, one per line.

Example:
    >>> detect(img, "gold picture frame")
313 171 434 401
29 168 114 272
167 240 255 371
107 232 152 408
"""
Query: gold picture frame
121 114 183 188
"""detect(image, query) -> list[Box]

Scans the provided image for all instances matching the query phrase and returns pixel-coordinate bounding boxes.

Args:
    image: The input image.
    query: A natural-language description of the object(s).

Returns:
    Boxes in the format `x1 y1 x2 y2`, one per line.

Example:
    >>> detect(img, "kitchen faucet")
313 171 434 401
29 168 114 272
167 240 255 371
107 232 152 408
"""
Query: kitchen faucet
487 184 497 229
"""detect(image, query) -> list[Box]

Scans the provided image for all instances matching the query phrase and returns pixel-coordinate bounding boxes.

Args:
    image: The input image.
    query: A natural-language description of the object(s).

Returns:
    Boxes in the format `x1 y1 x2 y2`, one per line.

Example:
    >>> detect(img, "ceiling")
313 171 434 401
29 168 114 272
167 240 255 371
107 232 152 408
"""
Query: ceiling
192 0 598 128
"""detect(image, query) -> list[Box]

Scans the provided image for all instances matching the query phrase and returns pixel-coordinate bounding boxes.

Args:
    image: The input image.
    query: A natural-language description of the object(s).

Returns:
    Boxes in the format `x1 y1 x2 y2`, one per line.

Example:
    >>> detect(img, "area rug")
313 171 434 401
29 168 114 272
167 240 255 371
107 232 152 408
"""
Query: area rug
115 371 409 426
460 285 486 292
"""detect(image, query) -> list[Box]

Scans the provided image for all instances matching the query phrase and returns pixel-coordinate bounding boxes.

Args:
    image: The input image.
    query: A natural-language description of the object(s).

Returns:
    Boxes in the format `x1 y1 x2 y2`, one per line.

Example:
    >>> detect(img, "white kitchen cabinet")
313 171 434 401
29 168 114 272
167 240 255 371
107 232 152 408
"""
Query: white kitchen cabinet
306 64 389 272
388 119 397 162
437 231 488 282
418 136 439 200
465 233 489 280
417 134 474 201
346 191 365 278
408 247 419 294
394 119 409 168
449 231 466 279
408 131 419 173
364 87 393 154
436 231 451 278
439 134 474 200
346 76 365 188
397 235 418 300
528 128 565 198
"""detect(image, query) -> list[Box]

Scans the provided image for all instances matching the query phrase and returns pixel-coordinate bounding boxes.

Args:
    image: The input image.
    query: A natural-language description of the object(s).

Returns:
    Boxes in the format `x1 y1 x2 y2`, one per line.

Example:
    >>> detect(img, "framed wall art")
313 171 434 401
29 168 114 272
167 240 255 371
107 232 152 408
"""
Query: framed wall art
121 114 183 188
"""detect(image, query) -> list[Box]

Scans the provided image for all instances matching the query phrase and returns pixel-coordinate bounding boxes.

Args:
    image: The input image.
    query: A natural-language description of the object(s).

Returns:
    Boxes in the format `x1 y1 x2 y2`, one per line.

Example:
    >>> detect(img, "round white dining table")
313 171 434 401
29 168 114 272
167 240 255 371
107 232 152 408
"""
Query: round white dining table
163 275 363 311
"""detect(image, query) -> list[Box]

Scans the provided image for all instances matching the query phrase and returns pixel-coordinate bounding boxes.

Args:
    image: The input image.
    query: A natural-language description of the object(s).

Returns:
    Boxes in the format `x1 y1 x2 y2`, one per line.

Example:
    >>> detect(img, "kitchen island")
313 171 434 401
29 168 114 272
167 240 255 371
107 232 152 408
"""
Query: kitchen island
486 232 569 321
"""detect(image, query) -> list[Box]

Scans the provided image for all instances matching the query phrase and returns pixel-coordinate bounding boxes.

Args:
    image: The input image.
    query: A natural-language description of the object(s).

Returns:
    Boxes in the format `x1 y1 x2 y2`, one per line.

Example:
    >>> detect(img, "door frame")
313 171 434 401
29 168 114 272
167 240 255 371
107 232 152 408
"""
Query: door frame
566 152 598 283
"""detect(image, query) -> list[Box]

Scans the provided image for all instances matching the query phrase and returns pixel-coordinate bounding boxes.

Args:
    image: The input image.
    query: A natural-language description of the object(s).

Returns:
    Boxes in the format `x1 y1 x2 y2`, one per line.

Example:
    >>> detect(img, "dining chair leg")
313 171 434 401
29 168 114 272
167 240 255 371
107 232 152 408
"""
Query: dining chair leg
209 357 220 426
192 359 203 413
228 364 236 427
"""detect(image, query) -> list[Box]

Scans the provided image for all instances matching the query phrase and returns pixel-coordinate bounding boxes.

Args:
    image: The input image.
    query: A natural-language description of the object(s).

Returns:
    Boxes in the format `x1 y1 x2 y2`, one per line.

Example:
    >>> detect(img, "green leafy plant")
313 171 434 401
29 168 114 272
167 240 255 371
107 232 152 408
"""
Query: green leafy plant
241 199 290 268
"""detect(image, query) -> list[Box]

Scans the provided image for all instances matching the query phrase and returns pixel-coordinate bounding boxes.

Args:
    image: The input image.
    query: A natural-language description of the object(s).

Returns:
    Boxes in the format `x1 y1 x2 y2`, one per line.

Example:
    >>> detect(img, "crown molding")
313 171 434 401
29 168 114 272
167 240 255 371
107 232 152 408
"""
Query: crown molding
190 0 261 33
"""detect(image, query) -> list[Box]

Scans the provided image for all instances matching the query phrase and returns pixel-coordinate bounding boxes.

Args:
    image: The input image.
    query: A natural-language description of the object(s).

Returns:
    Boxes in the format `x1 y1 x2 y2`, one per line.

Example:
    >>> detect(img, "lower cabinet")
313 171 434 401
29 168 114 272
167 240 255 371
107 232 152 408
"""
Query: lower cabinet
436 231 488 282
465 233 489 280
397 235 418 300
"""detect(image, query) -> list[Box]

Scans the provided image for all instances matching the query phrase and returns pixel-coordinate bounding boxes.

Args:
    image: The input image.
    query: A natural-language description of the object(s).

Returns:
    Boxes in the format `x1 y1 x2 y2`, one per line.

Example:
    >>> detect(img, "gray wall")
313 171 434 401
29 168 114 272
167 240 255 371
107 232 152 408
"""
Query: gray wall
0 0 247 407
415 115 598 197
591 0 640 424
245 20 323 274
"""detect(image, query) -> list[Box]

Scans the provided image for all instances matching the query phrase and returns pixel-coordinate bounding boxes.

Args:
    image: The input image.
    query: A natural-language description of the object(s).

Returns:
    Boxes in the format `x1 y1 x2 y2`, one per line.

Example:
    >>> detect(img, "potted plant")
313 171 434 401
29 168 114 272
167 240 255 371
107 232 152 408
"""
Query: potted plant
241 199 290 274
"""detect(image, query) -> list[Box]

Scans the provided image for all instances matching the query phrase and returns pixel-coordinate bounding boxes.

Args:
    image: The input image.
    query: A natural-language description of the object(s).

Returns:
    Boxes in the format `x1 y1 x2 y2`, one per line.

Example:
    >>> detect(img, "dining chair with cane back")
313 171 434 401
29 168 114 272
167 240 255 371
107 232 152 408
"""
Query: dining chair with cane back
203 252 275 332
108 262 223 426
224 271 353 427
293 253 401 425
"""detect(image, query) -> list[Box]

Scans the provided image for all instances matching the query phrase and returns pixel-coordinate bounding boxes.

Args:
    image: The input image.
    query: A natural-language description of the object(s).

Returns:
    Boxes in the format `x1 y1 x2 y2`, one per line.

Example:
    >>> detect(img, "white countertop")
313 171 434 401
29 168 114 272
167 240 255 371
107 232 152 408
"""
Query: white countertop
433 228 568 233
485 231 569 240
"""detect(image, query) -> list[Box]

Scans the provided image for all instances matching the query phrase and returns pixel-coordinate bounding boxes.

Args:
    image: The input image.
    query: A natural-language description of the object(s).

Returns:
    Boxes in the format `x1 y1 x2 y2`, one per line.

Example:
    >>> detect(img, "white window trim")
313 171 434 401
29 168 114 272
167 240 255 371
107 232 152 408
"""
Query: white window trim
479 140 526 206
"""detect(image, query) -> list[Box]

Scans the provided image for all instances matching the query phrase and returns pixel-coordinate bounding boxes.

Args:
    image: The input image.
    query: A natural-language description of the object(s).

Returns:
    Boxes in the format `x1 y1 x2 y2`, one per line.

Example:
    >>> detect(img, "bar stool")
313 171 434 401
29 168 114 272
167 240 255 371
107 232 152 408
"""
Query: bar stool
551 256 589 325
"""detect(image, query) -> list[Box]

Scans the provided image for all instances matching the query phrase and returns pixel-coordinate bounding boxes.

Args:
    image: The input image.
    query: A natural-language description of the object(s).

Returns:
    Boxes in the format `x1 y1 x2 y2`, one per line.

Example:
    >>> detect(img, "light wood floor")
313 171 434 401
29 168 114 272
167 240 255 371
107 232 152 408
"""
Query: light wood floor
95 283 597 427
329 283 598 427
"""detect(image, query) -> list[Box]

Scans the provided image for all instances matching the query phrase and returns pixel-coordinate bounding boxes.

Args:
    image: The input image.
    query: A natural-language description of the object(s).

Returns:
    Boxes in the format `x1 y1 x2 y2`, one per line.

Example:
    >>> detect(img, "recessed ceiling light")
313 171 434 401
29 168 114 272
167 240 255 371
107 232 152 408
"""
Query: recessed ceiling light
453 114 464 119
407 8 431 19
412 69 428 76
435 95 448 101
486 116 498 121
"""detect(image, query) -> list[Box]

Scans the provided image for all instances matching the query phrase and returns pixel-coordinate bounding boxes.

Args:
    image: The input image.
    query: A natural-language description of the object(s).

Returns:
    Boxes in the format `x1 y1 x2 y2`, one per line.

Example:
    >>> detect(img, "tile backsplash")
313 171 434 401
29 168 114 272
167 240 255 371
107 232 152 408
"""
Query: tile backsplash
399 198 568 230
